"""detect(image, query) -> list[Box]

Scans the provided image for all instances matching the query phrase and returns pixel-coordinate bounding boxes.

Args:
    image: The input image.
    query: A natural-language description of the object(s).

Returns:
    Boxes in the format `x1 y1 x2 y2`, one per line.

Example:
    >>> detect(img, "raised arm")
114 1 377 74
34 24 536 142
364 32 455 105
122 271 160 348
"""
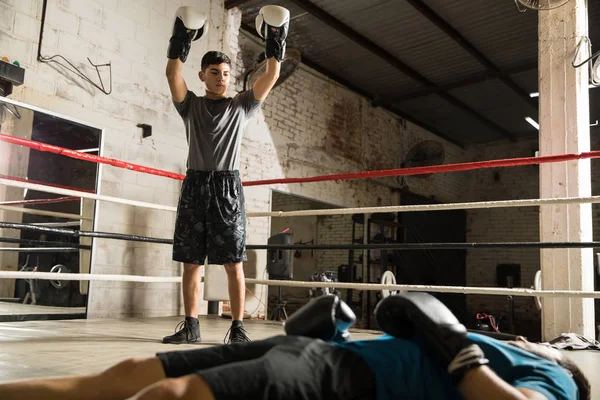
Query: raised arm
166 6 208 102
252 57 280 101
166 58 188 103
253 5 290 101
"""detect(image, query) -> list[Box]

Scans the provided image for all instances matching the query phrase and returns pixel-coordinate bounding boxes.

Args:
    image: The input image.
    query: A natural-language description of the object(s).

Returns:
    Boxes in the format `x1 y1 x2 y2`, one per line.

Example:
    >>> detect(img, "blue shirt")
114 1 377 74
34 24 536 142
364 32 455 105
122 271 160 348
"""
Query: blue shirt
335 332 577 400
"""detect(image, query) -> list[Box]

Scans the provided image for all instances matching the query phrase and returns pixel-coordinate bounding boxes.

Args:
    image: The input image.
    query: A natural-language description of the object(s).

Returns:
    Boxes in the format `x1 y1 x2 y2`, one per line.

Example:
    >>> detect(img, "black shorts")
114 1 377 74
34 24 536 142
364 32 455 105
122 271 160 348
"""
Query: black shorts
156 335 375 400
172 170 246 265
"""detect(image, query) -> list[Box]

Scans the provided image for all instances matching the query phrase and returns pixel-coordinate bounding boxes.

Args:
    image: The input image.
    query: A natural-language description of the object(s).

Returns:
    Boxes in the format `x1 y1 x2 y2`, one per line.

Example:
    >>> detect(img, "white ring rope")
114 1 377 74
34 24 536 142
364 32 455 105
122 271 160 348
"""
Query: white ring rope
4 177 600 217
252 279 600 298
248 195 600 218
0 271 181 283
0 178 177 213
0 271 599 298
0 204 92 220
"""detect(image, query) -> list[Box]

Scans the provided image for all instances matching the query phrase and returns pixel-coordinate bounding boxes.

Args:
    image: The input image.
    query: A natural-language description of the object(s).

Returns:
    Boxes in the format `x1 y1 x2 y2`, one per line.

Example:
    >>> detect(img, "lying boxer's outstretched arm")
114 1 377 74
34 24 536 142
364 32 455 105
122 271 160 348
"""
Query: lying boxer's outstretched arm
128 374 215 400
458 366 547 400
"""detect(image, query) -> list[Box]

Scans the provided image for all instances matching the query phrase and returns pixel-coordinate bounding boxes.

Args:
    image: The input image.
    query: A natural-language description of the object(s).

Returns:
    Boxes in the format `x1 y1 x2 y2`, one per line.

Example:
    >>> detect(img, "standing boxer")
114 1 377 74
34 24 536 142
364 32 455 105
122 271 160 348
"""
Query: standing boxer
163 5 290 344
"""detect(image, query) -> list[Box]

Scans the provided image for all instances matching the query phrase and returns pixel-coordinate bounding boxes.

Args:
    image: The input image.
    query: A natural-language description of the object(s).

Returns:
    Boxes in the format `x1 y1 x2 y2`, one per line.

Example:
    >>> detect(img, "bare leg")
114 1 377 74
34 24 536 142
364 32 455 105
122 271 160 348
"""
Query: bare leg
182 263 201 317
0 357 165 400
224 262 245 321
128 375 215 400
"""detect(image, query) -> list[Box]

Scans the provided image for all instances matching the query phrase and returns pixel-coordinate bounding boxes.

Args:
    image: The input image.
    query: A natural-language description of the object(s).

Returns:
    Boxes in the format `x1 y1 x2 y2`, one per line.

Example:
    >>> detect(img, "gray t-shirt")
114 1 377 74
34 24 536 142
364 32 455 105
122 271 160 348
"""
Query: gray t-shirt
173 89 262 171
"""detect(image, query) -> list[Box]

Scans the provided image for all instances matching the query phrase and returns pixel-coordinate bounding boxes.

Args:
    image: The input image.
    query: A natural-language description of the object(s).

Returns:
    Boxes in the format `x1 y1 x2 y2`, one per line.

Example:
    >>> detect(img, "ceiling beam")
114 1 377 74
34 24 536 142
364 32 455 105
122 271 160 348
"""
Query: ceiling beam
287 0 515 141
239 23 464 147
373 62 538 106
405 0 538 110
224 0 254 10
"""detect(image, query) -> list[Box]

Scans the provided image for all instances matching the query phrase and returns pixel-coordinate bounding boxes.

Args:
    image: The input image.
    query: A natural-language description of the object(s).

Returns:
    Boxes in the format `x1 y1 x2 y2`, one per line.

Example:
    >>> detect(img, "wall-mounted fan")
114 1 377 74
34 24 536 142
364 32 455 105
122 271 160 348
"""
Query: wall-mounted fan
400 140 445 179
515 0 572 10
244 48 301 92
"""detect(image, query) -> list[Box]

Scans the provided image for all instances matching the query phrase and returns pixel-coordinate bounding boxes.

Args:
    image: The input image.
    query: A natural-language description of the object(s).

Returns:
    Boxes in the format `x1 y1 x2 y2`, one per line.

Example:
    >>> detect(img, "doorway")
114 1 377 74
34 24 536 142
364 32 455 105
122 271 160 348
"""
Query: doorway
396 190 468 323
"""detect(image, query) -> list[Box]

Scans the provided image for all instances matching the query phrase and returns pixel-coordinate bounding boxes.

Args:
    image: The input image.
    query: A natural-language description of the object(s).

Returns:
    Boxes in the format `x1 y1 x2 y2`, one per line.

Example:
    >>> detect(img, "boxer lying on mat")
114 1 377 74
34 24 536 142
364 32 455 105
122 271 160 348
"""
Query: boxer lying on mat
0 293 589 400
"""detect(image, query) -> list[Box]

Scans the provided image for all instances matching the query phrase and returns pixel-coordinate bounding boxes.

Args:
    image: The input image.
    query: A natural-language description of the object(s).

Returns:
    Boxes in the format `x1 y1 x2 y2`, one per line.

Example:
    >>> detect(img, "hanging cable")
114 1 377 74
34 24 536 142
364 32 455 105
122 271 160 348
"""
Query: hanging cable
572 37 600 86
36 0 112 95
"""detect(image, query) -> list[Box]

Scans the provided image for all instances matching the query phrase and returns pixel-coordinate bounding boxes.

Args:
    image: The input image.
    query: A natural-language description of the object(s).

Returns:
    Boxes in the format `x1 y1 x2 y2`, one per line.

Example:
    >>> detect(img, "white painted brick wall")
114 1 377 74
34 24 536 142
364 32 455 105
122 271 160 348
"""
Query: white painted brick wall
5 0 551 327
271 191 324 212
1 0 225 318
237 32 467 318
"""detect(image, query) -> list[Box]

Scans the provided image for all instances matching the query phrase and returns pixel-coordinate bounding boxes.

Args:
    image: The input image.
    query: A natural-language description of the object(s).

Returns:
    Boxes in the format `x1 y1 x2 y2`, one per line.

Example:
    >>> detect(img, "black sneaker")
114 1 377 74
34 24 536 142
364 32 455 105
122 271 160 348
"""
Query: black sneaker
162 317 200 344
224 325 251 344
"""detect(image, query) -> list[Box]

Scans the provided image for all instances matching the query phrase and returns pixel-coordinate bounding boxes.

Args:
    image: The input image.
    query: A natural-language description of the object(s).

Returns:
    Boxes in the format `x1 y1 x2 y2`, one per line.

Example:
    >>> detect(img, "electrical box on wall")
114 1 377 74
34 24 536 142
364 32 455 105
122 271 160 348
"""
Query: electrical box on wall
0 59 25 97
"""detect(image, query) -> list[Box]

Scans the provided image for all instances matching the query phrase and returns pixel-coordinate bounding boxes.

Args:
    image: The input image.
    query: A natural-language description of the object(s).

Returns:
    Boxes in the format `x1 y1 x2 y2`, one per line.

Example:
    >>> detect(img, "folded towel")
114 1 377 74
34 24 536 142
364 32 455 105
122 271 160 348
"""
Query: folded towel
544 333 600 351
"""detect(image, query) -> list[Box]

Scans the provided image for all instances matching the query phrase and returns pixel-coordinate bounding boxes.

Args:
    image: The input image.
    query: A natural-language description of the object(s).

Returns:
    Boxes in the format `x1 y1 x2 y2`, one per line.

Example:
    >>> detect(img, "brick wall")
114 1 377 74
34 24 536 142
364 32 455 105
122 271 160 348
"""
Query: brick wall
280 128 596 338
1 0 231 318
237 31 468 206
271 190 331 212
463 138 541 337
7 0 569 328
237 31 467 317
316 215 353 274
464 134 600 340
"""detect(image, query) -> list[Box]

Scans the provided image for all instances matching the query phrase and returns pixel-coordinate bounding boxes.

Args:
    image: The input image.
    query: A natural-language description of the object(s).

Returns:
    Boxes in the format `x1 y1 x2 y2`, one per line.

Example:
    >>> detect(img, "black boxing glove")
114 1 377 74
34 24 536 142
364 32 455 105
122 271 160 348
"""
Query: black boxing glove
255 5 290 62
284 295 356 343
167 6 208 63
374 292 489 383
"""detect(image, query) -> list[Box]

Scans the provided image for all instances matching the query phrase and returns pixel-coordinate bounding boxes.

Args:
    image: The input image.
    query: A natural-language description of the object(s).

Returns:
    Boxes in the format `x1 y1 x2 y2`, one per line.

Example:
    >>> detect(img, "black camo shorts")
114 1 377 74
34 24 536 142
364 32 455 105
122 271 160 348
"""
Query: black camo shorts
157 336 376 400
172 170 247 265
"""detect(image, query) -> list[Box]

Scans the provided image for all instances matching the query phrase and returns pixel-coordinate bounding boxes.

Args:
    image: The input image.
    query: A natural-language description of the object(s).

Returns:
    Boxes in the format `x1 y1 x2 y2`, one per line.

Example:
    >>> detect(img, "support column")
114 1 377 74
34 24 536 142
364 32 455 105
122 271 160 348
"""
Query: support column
539 0 595 340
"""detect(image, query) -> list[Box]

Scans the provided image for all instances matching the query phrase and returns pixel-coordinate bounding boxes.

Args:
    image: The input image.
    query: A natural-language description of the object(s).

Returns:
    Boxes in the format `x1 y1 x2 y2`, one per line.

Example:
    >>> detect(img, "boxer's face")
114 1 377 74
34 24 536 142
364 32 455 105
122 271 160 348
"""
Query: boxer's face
509 336 590 400
508 336 563 364
199 63 230 98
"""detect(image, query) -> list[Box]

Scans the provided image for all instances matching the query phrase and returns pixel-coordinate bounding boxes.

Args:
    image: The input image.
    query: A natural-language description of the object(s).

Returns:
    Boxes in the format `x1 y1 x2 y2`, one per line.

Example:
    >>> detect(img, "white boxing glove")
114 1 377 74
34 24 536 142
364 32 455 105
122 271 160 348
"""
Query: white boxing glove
255 5 290 61
167 6 209 63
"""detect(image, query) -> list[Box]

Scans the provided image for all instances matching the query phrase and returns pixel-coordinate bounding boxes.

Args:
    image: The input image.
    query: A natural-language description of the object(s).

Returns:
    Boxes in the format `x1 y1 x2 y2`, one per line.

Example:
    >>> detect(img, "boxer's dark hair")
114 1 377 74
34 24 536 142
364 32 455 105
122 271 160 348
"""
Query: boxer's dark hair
201 51 231 72
518 344 590 400
560 357 590 400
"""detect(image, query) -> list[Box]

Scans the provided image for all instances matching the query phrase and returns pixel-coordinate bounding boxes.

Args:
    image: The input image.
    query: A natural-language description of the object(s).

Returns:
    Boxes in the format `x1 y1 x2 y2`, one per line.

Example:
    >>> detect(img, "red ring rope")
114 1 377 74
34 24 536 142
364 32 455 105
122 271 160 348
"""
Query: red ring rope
244 151 600 186
0 134 186 181
3 133 600 186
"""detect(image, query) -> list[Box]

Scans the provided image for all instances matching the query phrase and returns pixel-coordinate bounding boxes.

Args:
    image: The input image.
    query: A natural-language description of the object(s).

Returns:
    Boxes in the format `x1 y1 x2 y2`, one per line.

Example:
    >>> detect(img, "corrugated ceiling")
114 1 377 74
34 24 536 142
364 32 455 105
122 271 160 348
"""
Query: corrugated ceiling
231 0 600 146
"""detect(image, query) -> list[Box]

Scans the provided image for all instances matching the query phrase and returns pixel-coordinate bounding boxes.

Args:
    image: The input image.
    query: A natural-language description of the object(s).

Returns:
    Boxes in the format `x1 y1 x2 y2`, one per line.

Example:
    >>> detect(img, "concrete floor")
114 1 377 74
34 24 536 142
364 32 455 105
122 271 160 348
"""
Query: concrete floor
0 315 382 382
0 316 598 398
